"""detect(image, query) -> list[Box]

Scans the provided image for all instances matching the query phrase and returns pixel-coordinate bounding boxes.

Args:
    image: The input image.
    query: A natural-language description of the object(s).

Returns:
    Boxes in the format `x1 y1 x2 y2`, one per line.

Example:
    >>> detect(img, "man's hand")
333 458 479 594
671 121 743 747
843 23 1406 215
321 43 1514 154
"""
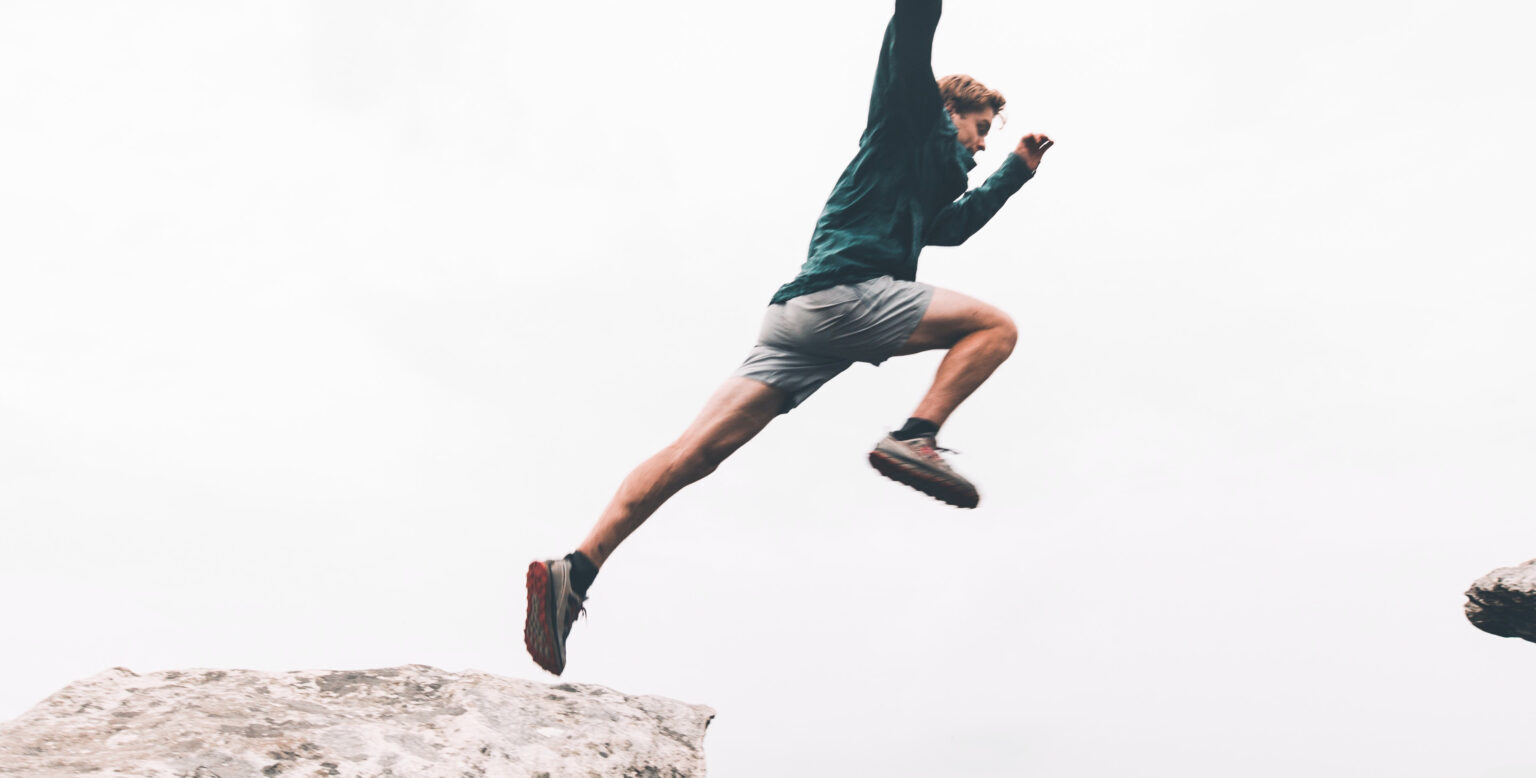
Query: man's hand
1013 133 1054 171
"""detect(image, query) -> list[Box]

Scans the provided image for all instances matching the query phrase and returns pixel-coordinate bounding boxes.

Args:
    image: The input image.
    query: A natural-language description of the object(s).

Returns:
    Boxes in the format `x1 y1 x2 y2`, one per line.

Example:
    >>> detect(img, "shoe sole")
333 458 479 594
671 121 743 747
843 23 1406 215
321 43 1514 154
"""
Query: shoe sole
524 561 564 675
869 450 979 508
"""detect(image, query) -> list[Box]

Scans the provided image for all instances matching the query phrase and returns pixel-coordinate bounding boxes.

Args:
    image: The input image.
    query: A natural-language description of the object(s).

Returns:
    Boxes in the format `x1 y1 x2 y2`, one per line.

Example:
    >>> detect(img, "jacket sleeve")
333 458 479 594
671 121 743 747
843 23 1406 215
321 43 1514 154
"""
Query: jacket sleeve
925 154 1036 247
864 0 944 139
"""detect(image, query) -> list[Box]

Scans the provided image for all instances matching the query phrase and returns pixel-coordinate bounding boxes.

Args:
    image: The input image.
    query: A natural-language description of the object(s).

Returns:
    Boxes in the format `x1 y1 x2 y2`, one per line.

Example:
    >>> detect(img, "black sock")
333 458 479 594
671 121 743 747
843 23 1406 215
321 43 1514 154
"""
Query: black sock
565 551 599 597
892 417 940 441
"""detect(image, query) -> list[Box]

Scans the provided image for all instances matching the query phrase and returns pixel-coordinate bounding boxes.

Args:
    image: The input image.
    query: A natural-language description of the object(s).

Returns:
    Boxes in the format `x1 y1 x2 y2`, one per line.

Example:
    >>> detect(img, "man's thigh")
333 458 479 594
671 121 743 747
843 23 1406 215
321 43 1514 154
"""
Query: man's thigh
894 287 1012 356
676 377 787 459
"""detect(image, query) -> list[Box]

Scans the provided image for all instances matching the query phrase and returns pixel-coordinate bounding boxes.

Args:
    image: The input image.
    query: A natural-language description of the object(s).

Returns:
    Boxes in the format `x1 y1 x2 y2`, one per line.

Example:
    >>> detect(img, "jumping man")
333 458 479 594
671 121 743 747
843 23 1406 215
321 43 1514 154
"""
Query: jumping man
526 0 1053 675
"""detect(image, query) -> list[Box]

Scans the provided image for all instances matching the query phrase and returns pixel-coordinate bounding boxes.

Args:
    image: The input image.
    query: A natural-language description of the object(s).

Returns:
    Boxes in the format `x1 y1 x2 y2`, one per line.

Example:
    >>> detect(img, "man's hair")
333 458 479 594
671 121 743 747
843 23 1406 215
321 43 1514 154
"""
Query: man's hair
938 74 1006 116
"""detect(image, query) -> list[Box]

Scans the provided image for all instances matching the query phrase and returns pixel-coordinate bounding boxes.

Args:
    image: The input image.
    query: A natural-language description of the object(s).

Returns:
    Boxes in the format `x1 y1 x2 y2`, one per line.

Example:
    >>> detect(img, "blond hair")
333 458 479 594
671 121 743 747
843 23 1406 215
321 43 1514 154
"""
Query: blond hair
938 74 1006 116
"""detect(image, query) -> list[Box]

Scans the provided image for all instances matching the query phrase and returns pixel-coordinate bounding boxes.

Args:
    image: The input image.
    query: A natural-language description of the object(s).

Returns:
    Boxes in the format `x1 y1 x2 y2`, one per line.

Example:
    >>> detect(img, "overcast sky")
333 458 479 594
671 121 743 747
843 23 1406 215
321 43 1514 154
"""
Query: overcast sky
3 1 1535 776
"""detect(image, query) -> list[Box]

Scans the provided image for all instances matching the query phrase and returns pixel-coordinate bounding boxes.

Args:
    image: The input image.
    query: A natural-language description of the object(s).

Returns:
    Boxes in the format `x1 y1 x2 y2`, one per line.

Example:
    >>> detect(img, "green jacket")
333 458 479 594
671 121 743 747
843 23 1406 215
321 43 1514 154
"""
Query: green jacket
770 0 1035 305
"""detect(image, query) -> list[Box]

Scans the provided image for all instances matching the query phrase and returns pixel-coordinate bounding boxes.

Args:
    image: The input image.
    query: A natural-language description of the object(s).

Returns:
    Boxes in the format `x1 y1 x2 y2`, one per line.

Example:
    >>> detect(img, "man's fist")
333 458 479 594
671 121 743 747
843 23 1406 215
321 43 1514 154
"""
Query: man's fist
1013 133 1054 171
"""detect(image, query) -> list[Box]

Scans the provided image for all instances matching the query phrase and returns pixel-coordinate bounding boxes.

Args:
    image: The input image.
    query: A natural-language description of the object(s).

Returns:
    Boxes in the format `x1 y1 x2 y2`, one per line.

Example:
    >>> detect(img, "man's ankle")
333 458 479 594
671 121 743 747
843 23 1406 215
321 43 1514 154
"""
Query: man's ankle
892 417 940 441
565 551 599 597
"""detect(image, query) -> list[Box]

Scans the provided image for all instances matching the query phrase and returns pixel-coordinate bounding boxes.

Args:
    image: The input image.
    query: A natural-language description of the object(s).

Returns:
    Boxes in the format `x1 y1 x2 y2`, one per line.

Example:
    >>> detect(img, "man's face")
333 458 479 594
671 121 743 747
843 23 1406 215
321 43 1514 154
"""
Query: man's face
949 107 996 155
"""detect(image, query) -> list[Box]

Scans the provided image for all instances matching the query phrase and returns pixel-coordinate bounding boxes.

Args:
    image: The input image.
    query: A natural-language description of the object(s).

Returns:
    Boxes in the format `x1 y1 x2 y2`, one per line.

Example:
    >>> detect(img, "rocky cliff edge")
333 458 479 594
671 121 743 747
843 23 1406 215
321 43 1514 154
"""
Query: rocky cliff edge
0 665 713 777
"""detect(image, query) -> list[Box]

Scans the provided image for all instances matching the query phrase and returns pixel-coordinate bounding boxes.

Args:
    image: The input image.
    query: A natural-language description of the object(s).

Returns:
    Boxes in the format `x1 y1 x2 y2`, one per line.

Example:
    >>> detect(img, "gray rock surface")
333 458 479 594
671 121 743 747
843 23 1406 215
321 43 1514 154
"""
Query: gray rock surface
1466 558 1536 642
0 665 713 777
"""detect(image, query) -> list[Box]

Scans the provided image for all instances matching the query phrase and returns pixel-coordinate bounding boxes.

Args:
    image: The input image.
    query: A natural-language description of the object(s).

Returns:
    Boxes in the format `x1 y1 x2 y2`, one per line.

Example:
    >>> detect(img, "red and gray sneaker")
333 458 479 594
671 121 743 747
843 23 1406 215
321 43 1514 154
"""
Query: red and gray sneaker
525 558 586 676
868 433 980 508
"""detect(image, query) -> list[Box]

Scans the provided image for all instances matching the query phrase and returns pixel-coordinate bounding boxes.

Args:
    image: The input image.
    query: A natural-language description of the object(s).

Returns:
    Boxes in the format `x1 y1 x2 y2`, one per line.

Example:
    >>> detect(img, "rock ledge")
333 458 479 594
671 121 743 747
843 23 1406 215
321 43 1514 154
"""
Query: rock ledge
0 664 713 777
1466 558 1536 643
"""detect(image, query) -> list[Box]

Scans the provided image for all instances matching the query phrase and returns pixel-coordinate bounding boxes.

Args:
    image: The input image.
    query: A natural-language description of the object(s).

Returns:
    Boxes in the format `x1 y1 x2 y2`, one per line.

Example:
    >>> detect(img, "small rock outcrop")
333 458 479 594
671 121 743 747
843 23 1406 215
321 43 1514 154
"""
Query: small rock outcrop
0 665 713 777
1466 558 1536 642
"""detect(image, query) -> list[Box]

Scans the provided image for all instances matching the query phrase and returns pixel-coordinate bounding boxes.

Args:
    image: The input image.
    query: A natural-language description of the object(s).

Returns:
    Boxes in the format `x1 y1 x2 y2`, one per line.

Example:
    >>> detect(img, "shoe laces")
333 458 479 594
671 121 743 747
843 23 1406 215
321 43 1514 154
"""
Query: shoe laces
911 435 961 456
559 594 586 638
552 566 588 633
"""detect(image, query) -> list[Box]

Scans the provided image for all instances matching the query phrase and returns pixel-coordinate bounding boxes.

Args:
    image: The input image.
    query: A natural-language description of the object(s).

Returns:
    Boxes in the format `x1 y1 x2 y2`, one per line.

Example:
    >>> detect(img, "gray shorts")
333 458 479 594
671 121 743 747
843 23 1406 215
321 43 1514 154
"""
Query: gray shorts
733 275 934 411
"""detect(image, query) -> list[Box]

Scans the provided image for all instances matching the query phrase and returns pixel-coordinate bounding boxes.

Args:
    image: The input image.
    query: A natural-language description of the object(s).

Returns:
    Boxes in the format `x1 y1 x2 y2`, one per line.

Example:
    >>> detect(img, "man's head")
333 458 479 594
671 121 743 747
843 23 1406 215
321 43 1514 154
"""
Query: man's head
939 74 1006 155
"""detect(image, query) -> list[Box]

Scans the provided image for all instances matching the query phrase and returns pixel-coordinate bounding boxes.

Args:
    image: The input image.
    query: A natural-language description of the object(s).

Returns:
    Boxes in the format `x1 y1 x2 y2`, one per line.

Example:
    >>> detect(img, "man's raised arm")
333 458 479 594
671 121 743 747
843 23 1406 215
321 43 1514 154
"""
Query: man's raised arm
925 134 1054 247
865 0 944 138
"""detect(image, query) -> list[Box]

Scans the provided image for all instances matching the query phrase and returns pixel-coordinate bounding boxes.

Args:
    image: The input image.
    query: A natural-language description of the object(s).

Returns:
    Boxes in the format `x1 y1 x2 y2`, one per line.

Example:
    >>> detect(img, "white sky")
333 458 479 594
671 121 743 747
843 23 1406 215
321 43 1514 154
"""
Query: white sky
3 1 1535 775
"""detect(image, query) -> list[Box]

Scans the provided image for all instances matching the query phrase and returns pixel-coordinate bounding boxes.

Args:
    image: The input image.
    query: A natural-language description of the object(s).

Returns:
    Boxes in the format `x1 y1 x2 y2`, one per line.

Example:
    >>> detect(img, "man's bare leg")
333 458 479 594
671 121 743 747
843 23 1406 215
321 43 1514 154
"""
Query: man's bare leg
526 377 784 675
868 287 1017 507
577 376 786 568
896 287 1018 426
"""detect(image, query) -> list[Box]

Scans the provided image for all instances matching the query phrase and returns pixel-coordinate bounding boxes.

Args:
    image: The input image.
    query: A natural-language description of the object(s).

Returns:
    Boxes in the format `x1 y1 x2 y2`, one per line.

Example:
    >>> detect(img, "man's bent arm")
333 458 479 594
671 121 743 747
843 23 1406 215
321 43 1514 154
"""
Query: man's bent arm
865 0 944 138
924 153 1036 247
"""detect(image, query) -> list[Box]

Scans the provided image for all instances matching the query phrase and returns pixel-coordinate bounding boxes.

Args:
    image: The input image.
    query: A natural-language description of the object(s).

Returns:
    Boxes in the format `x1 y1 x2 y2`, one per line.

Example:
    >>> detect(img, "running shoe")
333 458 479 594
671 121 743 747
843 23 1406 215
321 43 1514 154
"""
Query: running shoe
868 433 980 508
525 558 585 676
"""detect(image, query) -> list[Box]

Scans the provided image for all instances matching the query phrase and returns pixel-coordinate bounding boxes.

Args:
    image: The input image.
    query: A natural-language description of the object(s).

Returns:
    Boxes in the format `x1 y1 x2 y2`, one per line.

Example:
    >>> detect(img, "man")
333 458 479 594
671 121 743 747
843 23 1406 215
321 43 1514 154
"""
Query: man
525 0 1052 676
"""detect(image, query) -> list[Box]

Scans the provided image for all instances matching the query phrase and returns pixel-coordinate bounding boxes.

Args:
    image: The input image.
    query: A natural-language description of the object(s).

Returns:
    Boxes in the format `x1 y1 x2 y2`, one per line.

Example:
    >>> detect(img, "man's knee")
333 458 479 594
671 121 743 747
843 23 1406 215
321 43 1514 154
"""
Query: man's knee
992 312 1018 355
968 305 1017 357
